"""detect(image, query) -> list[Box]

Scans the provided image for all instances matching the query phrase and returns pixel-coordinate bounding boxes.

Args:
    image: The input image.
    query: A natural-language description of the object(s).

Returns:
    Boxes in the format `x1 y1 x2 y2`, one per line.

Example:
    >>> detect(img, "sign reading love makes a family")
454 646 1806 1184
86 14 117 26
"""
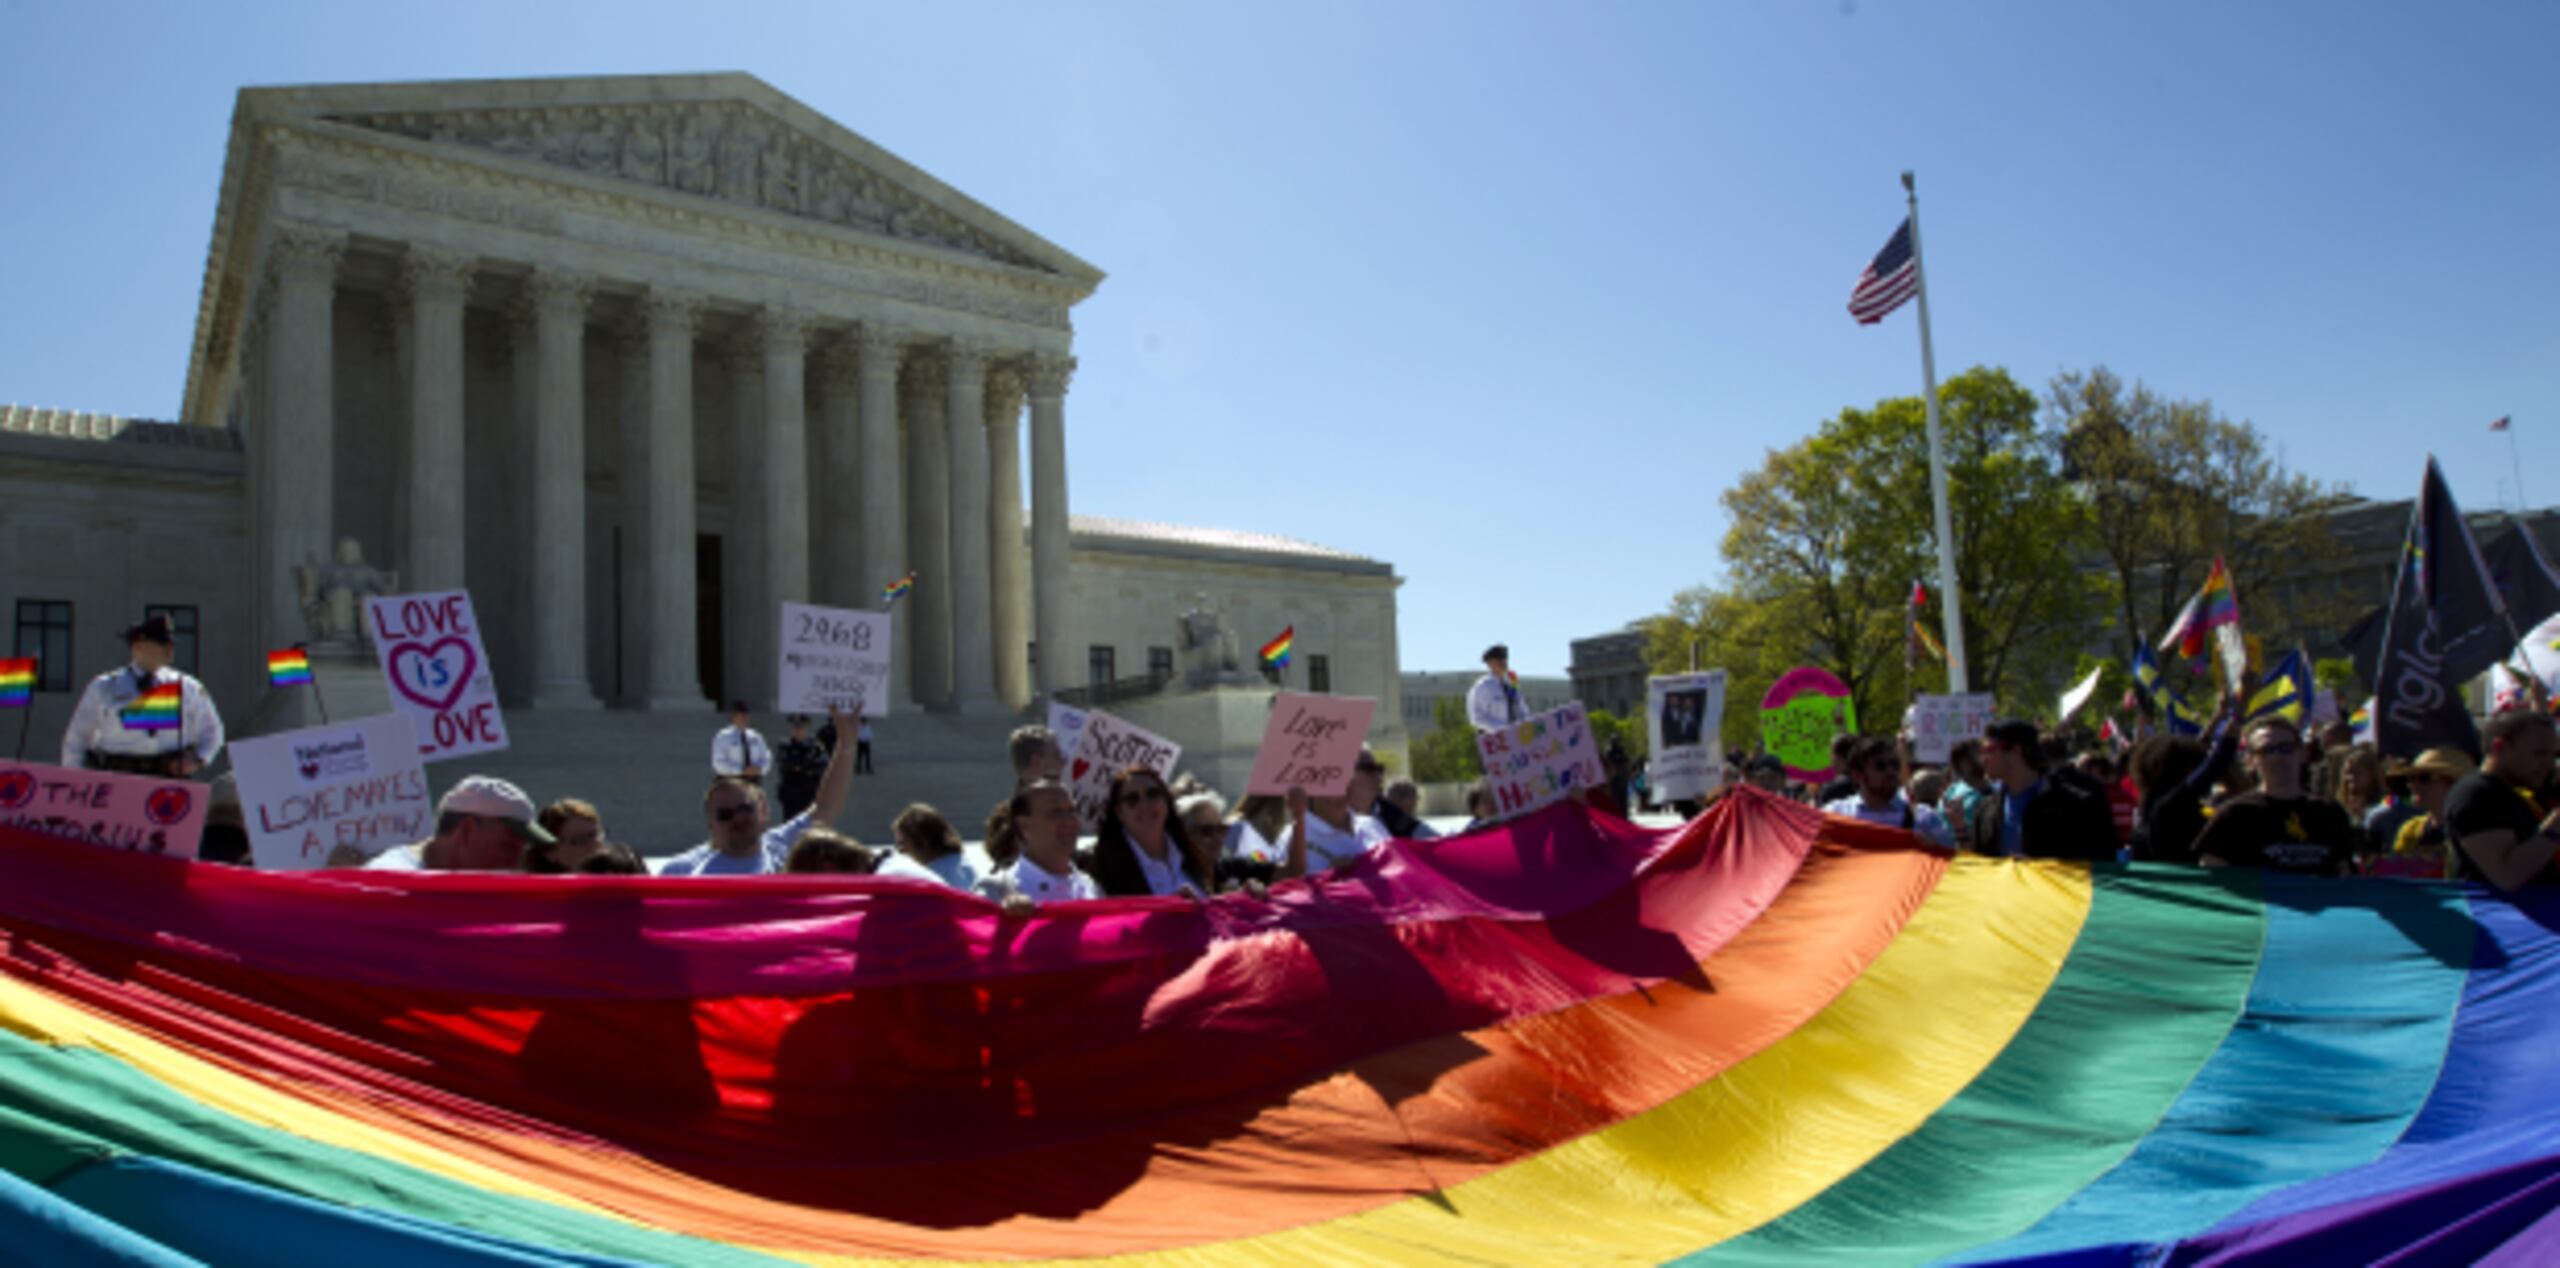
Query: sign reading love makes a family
227 714 431 871
0 759 206 859
1246 692 1377 797
1475 701 1605 820
1063 709 1182 829
1760 666 1858 783
365 590 507 762
777 602 892 716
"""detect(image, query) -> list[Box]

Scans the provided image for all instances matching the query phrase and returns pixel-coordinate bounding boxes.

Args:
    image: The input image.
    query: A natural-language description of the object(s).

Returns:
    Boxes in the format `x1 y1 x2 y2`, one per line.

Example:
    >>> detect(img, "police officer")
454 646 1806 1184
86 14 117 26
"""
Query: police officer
61 613 225 777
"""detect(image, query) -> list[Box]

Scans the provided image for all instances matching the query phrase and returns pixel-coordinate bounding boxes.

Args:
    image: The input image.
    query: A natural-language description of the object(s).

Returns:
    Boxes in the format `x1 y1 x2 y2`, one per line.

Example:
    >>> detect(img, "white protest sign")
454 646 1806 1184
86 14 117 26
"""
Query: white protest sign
227 715 431 871
365 590 506 761
1246 692 1377 797
778 602 892 716
1047 700 1089 758
1064 709 1182 829
1475 701 1606 821
0 760 207 858
1909 693 1996 764
1646 671 1728 802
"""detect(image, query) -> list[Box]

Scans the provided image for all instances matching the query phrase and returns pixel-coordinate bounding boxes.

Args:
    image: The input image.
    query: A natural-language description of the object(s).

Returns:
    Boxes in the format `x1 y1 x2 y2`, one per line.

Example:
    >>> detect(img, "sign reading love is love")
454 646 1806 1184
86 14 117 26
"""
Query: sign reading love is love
1760 667 1857 784
1245 692 1376 797
365 590 507 762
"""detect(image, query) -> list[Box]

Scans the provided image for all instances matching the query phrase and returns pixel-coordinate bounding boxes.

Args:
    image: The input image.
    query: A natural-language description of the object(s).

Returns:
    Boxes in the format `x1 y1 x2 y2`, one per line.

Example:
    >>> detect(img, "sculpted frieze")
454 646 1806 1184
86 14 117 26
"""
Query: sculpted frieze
321 104 1045 272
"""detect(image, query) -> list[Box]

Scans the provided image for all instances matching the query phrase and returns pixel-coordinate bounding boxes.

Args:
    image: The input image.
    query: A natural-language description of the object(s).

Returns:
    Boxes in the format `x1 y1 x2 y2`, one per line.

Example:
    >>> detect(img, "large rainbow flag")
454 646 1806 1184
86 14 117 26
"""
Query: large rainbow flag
0 794 2555 1263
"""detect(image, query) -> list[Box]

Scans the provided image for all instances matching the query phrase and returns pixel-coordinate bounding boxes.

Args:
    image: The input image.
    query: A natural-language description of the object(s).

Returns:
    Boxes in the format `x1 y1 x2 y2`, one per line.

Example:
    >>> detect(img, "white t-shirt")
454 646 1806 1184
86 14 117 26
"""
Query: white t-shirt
363 842 428 871
874 850 984 891
1224 820 1282 865
659 809 818 876
1008 854 1099 905
1822 794 1954 849
1281 813 1390 871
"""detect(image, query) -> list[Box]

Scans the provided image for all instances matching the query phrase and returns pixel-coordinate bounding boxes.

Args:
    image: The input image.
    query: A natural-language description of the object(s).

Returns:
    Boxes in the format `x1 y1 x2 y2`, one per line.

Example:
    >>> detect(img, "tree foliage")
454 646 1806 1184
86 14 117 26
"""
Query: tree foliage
1586 708 1649 763
1410 696 1483 784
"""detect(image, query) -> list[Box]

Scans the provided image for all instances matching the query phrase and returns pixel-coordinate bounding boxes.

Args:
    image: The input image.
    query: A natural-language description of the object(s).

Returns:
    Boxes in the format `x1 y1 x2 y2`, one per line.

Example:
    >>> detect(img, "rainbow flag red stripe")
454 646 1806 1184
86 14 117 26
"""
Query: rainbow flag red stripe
1259 625 1292 669
266 648 314 687
119 682 181 731
880 571 916 605
0 657 33 708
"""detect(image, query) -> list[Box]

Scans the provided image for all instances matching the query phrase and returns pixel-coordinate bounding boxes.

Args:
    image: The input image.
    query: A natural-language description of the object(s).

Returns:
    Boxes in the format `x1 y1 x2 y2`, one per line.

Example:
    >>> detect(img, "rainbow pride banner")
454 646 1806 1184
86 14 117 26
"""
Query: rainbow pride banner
0 658 33 708
0 797 2555 1262
266 647 314 688
116 682 181 731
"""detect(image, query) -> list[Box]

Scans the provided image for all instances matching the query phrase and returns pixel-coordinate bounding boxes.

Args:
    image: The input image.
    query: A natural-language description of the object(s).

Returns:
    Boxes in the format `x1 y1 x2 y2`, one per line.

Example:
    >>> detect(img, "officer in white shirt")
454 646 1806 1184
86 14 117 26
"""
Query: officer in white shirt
1467 643 1530 733
710 700 772 782
60 614 224 778
664 705 859 876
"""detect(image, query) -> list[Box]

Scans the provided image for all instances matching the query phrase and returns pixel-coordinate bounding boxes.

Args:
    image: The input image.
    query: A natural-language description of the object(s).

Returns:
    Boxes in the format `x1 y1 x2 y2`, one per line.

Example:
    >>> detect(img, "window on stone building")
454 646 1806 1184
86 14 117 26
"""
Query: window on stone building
1308 654 1331 694
144 605 200 676
1088 645 1116 686
13 600 73 691
1148 646 1174 680
1026 641 1038 673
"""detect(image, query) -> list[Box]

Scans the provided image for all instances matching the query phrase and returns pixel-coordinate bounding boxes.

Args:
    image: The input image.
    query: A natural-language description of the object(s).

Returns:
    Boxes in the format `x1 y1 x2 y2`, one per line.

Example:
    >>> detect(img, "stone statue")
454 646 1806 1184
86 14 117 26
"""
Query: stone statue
295 537 399 647
1176 595 1257 689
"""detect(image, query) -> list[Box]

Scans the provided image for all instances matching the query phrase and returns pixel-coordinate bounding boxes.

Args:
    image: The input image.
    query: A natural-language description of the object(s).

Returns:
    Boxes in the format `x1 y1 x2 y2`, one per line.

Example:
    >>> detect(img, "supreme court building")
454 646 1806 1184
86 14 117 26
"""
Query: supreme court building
2 74 1405 741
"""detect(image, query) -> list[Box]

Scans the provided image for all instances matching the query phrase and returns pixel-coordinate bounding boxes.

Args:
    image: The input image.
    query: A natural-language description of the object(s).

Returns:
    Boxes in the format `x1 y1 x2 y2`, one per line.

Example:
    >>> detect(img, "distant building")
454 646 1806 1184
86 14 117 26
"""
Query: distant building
1569 622 1653 718
1399 670 1571 731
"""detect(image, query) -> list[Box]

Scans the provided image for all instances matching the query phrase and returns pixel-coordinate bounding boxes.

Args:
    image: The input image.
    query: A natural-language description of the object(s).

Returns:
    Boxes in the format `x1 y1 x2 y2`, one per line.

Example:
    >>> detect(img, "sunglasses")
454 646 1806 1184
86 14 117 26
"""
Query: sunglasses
1118 786 1167 808
712 803 758 823
1187 819 1225 836
2250 742 2302 757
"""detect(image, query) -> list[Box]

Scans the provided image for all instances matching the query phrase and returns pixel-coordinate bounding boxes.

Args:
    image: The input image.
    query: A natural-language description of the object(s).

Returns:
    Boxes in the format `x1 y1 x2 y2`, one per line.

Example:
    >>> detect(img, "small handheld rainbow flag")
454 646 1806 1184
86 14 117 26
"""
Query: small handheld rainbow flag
0 658 34 708
2158 557 2240 659
881 571 916 607
120 682 182 732
1259 626 1293 671
267 647 314 688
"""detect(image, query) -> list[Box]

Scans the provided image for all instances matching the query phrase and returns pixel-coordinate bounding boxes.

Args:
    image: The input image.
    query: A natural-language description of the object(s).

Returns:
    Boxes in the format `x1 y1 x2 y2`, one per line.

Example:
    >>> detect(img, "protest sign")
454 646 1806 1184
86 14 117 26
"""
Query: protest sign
0 760 205 858
365 590 506 762
1476 701 1605 820
1047 700 1089 758
1646 671 1728 802
1909 693 1995 764
227 715 430 870
1064 709 1182 828
1246 692 1376 797
777 602 892 716
1760 667 1857 783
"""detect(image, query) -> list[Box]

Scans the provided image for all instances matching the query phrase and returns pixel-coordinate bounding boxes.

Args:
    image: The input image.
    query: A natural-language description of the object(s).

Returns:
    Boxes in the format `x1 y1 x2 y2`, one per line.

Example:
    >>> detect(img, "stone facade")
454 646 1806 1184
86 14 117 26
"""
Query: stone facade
1569 623 1654 719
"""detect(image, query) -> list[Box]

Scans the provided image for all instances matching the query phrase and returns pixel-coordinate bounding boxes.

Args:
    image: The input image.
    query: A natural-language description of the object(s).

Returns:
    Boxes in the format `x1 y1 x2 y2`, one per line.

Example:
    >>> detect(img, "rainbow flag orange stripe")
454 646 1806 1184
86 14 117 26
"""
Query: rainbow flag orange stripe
1258 625 1292 669
266 648 314 688
880 571 916 605
0 657 32 708
119 682 181 731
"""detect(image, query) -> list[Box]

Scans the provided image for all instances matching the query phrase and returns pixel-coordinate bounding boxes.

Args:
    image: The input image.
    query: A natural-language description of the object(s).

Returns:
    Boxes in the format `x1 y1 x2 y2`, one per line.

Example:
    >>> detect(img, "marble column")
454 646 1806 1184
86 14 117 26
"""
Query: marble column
856 327 915 713
903 353 952 710
1026 355 1076 696
985 364 1031 709
641 289 704 710
400 246 474 592
722 334 766 707
812 341 863 609
612 316 653 705
758 309 813 678
944 344 999 714
527 269 599 709
265 225 346 649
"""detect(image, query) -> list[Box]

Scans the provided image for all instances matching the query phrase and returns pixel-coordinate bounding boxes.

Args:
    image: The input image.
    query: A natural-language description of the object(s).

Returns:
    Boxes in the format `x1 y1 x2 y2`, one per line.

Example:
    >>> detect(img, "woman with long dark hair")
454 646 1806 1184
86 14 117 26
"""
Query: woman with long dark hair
1090 766 1210 898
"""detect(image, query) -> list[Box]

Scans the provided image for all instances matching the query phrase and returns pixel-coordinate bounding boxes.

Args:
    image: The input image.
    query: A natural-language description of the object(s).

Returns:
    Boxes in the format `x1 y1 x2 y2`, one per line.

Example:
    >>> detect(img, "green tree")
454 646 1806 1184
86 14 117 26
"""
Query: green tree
1587 708 1649 763
1410 696 1484 784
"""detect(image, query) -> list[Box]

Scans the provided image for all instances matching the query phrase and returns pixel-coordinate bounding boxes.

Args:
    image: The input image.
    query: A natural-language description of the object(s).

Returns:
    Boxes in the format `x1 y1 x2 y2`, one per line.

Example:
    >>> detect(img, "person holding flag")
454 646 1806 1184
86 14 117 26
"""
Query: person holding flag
60 613 223 778
1467 644 1529 733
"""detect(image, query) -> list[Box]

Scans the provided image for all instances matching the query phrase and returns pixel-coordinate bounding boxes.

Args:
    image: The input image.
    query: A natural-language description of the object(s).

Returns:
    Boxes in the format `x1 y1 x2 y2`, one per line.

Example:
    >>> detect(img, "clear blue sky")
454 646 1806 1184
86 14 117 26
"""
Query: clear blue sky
4 2 2554 678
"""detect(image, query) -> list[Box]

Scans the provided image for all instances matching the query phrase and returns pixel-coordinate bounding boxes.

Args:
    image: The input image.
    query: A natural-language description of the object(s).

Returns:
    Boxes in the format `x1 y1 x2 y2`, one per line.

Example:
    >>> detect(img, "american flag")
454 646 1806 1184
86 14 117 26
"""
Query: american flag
2491 415 2512 432
1848 217 1920 325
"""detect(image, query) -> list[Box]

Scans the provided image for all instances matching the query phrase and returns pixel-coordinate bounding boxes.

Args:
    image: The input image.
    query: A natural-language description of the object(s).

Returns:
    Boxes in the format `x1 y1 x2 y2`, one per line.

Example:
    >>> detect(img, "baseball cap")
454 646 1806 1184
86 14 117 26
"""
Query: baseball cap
437 776 556 845
1483 644 1510 662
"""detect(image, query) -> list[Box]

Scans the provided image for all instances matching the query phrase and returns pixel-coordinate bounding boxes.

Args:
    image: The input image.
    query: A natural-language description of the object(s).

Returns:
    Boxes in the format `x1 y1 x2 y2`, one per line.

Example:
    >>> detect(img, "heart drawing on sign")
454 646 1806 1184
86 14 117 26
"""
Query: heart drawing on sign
1070 758 1091 783
386 638 479 712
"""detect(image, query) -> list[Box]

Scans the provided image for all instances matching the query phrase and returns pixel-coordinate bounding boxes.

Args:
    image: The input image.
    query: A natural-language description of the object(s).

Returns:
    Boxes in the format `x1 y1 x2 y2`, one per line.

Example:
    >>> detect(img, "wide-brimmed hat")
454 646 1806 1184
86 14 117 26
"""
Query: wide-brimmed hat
2403 747 2477 782
122 614 177 645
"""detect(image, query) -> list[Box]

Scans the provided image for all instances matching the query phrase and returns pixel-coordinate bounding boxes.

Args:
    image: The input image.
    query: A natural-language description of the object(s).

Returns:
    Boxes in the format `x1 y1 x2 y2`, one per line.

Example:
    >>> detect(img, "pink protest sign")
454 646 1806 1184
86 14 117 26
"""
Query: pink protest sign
1759 666 1859 784
365 589 508 762
1246 692 1377 797
0 760 206 859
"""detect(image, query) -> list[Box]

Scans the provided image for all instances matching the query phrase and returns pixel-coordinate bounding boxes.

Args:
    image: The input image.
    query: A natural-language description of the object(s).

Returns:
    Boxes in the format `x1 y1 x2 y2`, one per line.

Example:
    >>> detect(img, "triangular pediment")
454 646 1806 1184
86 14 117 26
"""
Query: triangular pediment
249 73 1098 282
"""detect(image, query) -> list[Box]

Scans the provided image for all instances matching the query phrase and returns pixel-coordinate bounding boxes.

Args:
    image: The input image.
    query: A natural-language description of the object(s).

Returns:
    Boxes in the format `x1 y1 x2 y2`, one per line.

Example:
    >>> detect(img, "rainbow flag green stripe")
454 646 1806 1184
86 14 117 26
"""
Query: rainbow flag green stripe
0 658 33 707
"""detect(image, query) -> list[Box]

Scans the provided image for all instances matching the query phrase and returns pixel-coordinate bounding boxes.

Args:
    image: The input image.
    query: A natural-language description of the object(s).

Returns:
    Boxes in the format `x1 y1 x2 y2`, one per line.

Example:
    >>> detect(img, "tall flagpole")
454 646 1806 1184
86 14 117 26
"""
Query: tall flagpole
1904 171 1968 692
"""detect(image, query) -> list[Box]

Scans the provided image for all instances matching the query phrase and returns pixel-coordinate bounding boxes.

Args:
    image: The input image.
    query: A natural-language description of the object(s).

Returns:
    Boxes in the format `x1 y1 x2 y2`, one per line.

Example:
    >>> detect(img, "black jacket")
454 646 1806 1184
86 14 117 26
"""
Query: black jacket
1089 832 1212 897
1960 766 2119 862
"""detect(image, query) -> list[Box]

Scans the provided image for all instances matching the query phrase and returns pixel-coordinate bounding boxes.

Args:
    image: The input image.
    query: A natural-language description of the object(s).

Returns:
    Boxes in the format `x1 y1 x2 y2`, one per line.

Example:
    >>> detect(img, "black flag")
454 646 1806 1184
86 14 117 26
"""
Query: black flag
2371 459 2507 758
